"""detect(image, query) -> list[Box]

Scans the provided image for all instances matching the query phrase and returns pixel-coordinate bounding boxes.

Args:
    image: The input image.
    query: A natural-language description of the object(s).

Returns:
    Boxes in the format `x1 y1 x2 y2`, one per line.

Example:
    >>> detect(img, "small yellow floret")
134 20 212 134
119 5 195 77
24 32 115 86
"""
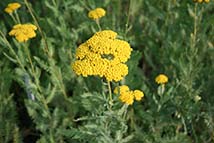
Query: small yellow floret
4 7 13 13
88 8 106 20
4 2 21 14
9 24 37 42
114 85 144 105
133 90 144 101
155 74 168 84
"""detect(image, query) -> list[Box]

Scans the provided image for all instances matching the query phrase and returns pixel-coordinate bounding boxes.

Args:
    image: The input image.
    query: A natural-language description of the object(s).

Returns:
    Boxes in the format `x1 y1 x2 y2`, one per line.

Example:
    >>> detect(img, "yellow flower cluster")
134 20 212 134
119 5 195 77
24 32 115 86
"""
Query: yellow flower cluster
72 30 132 82
4 2 21 14
88 8 106 20
114 85 144 105
193 0 209 3
9 24 37 42
155 74 168 84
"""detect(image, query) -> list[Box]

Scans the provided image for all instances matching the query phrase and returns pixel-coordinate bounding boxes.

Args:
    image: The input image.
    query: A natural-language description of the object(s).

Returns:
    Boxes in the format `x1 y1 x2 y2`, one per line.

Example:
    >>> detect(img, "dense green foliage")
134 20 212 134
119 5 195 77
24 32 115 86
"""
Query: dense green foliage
0 0 214 143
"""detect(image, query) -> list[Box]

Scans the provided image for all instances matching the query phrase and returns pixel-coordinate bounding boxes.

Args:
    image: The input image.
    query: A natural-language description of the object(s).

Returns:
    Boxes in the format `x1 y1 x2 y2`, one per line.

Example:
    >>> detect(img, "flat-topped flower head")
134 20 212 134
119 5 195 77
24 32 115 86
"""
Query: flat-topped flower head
72 30 132 82
9 24 37 42
133 90 144 101
88 8 106 20
114 85 144 105
4 2 21 14
155 74 168 84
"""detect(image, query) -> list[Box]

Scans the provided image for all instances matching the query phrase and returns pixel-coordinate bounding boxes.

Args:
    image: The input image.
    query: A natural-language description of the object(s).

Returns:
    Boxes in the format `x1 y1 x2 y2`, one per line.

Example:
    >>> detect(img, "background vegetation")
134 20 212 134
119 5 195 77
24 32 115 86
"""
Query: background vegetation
0 0 213 143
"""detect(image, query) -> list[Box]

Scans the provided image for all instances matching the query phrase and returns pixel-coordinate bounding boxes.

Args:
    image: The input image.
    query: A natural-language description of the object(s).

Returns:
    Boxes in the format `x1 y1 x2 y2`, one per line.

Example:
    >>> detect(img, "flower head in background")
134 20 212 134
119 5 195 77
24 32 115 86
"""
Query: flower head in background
114 85 144 105
194 95 202 102
204 0 210 2
193 0 210 3
9 24 37 42
88 8 106 20
72 30 132 82
4 2 21 14
155 74 168 84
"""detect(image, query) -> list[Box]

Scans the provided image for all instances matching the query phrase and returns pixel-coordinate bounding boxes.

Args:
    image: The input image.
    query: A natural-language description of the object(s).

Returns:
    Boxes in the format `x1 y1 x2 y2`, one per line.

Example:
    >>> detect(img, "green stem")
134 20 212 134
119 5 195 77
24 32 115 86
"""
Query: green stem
23 44 42 93
189 3 198 52
117 0 121 28
24 0 50 56
23 45 50 115
49 131 55 143
193 4 197 46
56 69 67 99
130 108 136 130
190 4 198 54
122 104 128 120
107 81 113 109
124 0 131 39
181 116 187 134
157 83 165 97
9 13 18 24
95 19 102 31
191 121 198 143
14 10 21 24
23 43 35 75
161 83 165 96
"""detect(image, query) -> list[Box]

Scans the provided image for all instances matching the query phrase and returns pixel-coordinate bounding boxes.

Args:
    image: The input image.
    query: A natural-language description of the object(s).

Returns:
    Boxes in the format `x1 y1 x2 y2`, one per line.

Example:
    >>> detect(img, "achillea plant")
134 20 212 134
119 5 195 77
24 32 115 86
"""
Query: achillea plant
0 0 213 142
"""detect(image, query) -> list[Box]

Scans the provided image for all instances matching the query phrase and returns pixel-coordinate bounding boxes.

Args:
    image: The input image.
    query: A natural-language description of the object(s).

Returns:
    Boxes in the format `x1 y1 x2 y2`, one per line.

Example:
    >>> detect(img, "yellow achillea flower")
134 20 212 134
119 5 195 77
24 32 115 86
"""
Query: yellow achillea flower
155 74 168 84
193 0 209 3
114 85 144 105
9 24 37 42
88 8 106 20
133 90 144 101
72 30 132 82
119 91 134 105
4 3 21 14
